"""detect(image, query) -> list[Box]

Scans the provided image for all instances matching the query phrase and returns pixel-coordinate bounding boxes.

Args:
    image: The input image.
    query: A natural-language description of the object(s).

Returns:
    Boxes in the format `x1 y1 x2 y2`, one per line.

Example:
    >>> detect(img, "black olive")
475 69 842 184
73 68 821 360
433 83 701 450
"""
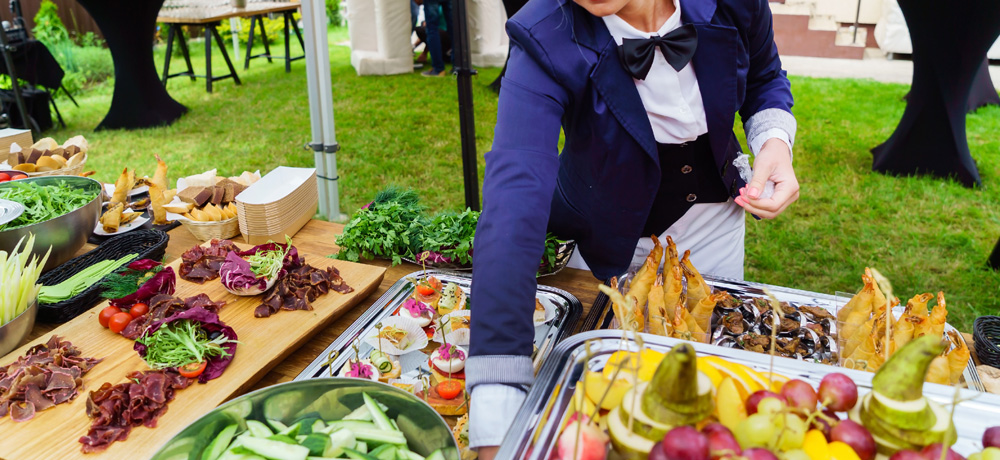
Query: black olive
208 331 221 340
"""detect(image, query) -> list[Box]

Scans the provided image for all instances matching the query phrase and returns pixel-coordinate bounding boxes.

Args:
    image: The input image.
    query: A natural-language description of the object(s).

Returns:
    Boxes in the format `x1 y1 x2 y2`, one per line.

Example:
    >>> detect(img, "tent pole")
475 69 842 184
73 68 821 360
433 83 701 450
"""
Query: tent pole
452 0 480 211
301 0 344 221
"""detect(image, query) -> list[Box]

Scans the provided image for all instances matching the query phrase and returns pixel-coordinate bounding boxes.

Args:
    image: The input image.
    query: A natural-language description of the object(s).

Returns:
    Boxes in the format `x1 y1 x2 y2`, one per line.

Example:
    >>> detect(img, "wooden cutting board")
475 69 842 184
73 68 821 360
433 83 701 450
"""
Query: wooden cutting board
0 246 385 460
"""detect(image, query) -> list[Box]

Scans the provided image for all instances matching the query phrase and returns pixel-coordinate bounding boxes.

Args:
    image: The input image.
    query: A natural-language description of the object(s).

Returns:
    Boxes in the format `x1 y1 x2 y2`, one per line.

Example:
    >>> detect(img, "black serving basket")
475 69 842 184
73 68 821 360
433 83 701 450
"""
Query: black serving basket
37 229 170 323
974 315 1000 368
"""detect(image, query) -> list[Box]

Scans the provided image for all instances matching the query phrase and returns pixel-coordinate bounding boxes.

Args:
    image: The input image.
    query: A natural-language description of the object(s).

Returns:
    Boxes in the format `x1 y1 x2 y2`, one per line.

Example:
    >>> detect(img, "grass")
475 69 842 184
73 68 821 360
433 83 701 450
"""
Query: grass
45 27 1000 331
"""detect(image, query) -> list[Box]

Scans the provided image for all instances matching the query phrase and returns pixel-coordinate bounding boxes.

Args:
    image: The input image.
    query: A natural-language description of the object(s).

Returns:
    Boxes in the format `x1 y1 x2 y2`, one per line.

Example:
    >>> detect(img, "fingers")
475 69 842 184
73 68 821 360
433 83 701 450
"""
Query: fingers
736 187 799 219
745 162 773 200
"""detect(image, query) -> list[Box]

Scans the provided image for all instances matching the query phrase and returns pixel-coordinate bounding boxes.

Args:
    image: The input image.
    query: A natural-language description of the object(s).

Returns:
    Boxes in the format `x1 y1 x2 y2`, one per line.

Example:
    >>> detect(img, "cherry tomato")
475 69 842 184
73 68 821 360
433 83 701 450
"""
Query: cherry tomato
436 379 463 400
98 306 121 328
178 361 207 378
416 284 435 296
0 173 9 182
129 302 149 319
108 312 133 334
11 174 26 180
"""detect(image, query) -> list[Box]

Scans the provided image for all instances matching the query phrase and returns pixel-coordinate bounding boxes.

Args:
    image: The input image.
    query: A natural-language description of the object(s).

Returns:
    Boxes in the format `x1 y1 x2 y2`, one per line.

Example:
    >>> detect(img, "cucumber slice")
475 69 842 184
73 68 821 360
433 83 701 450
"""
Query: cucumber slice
267 419 289 433
266 434 298 445
362 393 395 432
202 424 239 460
301 433 332 457
246 420 273 438
395 449 425 460
343 447 379 460
425 449 446 460
351 428 407 446
240 437 310 460
327 428 357 457
327 420 378 432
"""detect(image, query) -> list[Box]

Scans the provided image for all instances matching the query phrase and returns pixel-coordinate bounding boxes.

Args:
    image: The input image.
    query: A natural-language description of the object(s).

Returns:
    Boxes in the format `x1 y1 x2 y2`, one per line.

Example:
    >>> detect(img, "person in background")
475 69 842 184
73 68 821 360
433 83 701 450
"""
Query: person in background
467 0 800 457
419 0 453 77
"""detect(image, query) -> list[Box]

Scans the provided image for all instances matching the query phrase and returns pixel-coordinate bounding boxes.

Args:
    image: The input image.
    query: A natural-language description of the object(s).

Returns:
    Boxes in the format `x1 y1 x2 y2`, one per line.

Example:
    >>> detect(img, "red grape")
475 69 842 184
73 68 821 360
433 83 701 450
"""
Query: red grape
742 448 780 460
830 420 877 460
705 426 742 460
781 379 819 411
984 427 1000 449
818 373 859 412
702 423 731 436
920 444 966 460
889 451 928 460
746 390 785 415
650 442 669 460
661 426 710 460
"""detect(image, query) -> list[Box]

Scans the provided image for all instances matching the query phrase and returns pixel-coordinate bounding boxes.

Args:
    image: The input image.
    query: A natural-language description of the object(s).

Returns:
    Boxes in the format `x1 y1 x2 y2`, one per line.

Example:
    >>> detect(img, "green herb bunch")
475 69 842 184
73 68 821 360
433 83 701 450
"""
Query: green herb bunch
100 264 164 300
335 188 427 265
419 209 480 265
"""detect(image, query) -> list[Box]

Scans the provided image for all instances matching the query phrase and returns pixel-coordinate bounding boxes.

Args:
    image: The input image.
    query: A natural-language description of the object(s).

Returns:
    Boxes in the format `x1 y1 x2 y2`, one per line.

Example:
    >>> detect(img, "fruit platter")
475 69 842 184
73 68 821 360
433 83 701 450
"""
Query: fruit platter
294 270 582 416
498 330 1000 460
588 236 984 392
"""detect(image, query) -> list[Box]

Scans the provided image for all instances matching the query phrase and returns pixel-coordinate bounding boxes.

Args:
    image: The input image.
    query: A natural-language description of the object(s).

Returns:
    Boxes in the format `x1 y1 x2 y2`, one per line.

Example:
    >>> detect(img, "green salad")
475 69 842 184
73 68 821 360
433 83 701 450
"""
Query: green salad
0 181 98 231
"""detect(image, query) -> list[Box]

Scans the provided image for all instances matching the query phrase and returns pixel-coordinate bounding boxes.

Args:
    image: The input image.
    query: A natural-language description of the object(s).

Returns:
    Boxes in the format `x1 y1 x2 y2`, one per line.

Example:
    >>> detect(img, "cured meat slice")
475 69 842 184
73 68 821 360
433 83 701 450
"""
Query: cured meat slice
79 370 191 453
253 263 354 318
0 336 100 422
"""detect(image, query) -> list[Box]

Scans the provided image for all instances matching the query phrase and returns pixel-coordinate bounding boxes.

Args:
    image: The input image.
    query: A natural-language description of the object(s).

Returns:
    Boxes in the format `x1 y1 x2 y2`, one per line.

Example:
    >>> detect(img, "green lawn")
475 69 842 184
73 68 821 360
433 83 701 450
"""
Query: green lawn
46 27 1000 331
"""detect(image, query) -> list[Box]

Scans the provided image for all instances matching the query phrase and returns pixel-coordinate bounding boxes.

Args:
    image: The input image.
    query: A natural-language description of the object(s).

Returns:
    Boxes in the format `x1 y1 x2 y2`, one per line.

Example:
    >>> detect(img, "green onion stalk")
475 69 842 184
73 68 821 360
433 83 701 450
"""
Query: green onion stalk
0 235 50 326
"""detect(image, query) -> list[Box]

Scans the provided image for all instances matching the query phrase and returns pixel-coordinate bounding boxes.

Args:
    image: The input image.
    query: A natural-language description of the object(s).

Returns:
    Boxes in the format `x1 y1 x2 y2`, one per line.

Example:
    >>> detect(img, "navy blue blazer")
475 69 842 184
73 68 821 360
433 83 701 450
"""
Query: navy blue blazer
468 0 794 364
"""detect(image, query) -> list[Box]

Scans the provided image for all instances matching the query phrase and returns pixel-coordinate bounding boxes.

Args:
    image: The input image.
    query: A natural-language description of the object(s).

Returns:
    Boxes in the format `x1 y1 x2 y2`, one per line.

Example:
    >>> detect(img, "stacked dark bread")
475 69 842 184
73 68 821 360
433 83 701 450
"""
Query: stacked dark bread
177 178 247 207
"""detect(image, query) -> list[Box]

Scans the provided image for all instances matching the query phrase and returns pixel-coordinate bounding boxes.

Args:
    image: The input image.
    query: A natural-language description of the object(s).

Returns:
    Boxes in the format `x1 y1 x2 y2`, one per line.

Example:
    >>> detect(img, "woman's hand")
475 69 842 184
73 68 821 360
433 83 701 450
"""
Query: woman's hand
734 138 799 219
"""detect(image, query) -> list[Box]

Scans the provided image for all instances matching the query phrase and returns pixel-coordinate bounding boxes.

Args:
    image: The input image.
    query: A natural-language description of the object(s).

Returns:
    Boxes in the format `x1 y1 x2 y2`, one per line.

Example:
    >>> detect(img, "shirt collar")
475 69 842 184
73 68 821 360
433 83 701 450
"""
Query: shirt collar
602 0 682 45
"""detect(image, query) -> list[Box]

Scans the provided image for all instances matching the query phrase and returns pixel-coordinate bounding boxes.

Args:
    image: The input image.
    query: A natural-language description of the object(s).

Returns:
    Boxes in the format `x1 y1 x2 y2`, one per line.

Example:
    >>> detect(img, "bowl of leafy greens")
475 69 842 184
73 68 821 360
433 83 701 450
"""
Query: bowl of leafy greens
0 176 103 272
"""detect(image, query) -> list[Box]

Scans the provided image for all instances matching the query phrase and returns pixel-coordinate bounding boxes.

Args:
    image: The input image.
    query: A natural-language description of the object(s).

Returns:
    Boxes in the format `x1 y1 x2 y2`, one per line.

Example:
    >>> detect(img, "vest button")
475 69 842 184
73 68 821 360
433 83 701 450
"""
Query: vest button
686 193 697 202
681 165 693 174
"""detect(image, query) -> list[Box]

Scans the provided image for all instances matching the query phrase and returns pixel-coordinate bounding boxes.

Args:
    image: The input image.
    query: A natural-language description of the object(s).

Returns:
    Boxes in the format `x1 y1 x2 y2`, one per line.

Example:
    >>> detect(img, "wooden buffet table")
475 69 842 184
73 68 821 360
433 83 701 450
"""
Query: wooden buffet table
27 219 605 396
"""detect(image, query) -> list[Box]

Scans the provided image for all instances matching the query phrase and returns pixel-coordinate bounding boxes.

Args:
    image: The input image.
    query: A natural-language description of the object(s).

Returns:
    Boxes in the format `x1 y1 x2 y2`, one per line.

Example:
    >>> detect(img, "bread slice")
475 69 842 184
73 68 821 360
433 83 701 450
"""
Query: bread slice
177 186 212 207
25 148 42 164
210 185 225 205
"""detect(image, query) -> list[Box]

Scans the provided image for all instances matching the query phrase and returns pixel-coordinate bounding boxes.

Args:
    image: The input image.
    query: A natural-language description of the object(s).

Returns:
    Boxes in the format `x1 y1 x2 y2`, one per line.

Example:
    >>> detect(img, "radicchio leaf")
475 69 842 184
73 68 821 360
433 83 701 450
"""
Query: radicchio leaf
415 250 454 265
237 242 303 273
126 259 163 271
219 251 270 294
134 307 238 384
110 267 176 308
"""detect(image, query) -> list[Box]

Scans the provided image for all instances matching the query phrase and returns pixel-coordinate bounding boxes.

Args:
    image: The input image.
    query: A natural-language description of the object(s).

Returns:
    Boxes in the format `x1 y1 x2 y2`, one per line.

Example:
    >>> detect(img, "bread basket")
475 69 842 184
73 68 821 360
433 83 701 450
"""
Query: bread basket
179 215 241 241
24 153 88 178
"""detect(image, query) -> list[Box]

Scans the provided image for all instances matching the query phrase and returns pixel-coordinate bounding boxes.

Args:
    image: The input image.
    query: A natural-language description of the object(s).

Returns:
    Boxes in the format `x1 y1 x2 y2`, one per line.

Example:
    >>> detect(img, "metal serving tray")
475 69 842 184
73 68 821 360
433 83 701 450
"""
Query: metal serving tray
584 272 985 392
498 330 1000 460
296 269 583 382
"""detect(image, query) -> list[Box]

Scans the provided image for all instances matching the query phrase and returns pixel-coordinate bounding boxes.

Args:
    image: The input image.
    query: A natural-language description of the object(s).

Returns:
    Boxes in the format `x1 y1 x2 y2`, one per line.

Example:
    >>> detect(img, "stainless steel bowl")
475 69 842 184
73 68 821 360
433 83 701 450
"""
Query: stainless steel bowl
150 378 459 460
0 299 37 358
0 175 102 272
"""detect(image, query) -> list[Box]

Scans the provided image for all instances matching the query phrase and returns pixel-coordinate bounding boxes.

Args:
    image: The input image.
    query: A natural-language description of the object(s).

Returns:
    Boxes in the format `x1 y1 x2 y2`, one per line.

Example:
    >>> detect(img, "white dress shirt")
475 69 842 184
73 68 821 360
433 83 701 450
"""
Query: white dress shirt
470 0 795 450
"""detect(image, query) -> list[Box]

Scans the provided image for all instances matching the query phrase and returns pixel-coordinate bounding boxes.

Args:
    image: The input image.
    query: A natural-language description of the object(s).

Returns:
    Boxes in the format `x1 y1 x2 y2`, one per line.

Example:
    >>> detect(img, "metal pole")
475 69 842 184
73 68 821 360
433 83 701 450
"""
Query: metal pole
452 0 480 211
853 0 862 44
0 27 33 134
301 0 344 221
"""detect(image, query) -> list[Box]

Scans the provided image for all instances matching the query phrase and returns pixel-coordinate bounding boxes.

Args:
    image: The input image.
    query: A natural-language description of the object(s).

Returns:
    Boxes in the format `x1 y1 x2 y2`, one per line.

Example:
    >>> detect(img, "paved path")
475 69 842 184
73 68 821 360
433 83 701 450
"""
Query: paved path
782 55 1000 89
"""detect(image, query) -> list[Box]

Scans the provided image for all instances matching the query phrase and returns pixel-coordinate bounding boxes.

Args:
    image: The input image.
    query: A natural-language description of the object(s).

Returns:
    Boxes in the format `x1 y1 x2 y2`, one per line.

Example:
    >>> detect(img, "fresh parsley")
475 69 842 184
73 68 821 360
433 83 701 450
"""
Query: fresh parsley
419 209 480 265
335 199 426 266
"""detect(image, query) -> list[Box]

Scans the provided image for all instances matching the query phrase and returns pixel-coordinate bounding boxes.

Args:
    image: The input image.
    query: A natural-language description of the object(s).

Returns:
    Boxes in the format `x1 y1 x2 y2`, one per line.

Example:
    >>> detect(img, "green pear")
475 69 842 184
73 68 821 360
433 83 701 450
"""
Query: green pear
641 343 714 423
607 406 655 460
871 335 947 402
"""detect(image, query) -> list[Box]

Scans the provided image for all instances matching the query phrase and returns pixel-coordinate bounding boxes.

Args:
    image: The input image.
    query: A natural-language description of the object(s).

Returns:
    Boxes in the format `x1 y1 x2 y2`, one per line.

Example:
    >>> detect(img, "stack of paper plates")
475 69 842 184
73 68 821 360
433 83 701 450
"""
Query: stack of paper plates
234 167 318 244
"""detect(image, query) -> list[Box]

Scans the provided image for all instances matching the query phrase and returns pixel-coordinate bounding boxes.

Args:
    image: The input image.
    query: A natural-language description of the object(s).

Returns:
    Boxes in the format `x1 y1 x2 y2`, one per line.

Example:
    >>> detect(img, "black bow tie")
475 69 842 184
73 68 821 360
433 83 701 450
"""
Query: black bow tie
618 24 698 80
